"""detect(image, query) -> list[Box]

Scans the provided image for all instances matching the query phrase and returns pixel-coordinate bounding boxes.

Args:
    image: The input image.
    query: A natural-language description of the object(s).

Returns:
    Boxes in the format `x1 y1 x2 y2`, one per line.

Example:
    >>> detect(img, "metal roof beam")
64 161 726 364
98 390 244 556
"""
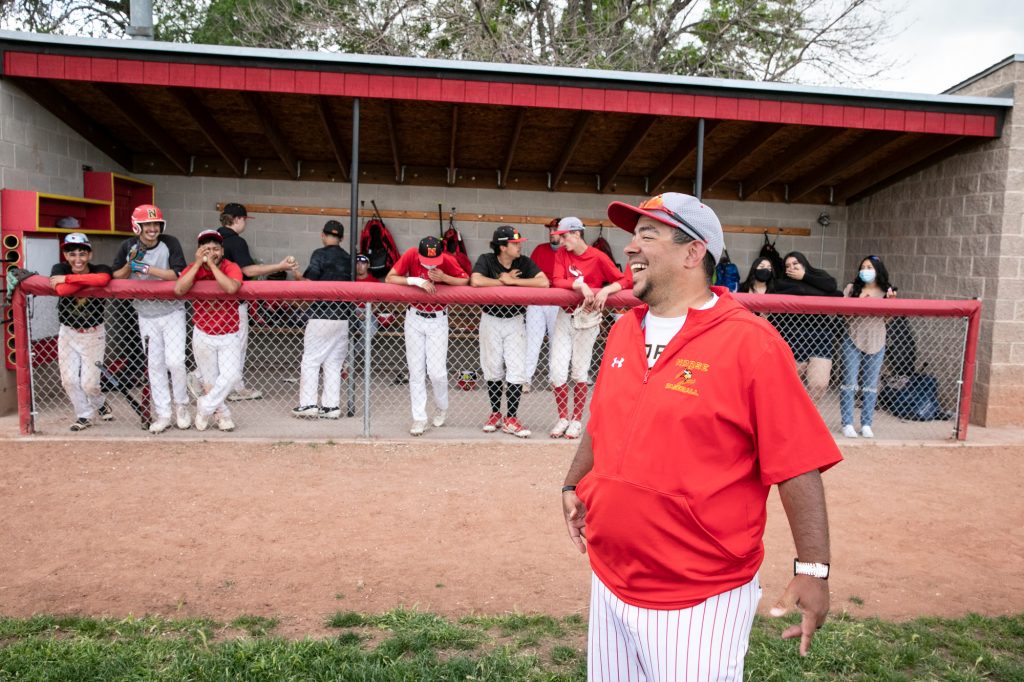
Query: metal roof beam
703 124 783 193
243 92 298 180
95 83 189 174
385 102 402 183
448 105 459 186
600 115 657 193
649 120 718 194
787 130 902 202
315 96 350 182
14 79 133 171
170 88 244 177
837 136 964 202
550 111 593 191
499 109 526 189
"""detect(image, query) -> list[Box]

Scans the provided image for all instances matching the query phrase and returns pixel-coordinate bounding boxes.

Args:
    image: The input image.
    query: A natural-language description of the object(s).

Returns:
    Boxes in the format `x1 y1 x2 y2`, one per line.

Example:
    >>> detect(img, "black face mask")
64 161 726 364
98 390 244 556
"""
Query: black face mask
753 269 772 282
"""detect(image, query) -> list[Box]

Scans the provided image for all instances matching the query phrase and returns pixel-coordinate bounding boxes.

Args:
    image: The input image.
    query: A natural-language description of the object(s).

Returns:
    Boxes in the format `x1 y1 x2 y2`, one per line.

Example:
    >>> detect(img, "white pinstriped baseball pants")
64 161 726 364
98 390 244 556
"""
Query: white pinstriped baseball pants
524 304 558 382
58 325 106 420
588 572 761 682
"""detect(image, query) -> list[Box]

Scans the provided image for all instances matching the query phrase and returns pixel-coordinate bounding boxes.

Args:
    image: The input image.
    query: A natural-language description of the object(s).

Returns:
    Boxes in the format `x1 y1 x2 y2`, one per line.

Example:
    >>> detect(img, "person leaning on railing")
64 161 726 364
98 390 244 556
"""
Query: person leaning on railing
49 229 114 432
775 251 842 401
173 230 244 432
112 204 190 434
839 255 898 439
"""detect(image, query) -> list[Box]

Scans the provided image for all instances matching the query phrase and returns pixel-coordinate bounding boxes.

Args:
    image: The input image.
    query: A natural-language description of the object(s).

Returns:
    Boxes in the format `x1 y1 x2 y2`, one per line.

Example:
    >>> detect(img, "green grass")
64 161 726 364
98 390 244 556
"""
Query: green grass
0 610 1021 680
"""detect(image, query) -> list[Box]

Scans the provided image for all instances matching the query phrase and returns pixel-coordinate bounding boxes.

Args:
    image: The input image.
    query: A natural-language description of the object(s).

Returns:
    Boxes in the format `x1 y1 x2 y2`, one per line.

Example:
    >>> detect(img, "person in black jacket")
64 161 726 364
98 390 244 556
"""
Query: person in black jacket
291 220 354 419
776 251 842 400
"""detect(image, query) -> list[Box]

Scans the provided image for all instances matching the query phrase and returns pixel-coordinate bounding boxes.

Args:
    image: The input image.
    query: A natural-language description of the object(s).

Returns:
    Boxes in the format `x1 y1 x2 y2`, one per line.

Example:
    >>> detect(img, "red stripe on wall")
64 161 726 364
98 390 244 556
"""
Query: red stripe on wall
440 78 465 102
715 96 739 120
91 57 118 82
650 92 673 115
627 90 651 114
269 69 297 93
347 73 370 97
194 64 220 89
671 94 694 117
780 101 802 124
244 67 271 91
512 83 537 107
694 95 716 117
295 70 320 94
143 60 170 86
943 113 966 135
320 72 345 95
4 51 37 76
65 56 91 81
464 80 489 104
37 54 65 79
168 63 195 87
862 107 885 129
488 82 513 105
117 59 144 83
220 66 246 90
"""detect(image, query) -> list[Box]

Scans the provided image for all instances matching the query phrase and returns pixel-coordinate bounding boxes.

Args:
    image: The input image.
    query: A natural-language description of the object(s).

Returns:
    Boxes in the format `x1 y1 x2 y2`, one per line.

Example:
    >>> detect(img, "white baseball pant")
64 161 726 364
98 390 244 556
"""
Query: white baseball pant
138 309 188 420
588 572 761 682
58 325 106 420
479 313 526 384
550 308 600 386
299 318 349 408
404 309 449 423
233 301 250 391
192 328 243 419
525 304 558 382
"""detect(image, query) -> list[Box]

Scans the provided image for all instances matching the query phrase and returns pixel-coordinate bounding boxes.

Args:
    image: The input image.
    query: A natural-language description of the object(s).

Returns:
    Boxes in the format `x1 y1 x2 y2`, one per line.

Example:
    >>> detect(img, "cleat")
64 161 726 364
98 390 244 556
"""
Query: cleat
549 418 570 439
432 410 447 428
98 403 113 421
564 420 583 440
291 405 320 418
502 417 531 438
194 411 211 432
410 420 427 436
319 406 341 419
842 424 858 438
228 387 262 401
70 417 92 432
149 417 171 434
176 404 192 430
482 412 503 433
521 382 532 394
217 416 235 432
860 425 874 439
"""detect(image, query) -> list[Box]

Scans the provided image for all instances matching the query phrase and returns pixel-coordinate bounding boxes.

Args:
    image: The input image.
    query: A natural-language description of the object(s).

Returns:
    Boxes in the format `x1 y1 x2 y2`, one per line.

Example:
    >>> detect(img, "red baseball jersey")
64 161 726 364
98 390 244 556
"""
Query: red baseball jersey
390 248 468 313
181 259 244 335
552 245 632 311
529 242 559 281
579 288 842 609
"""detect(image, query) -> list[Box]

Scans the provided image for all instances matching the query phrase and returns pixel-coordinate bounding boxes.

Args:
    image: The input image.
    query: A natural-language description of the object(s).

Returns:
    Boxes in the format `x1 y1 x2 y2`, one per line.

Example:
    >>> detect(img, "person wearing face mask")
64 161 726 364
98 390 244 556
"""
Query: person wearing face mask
840 255 897 438
775 251 841 401
739 257 777 294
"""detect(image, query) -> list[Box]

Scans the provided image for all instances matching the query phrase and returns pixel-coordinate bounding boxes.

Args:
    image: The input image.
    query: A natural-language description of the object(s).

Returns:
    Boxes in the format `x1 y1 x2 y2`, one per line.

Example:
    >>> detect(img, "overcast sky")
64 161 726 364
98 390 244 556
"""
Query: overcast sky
867 0 1023 94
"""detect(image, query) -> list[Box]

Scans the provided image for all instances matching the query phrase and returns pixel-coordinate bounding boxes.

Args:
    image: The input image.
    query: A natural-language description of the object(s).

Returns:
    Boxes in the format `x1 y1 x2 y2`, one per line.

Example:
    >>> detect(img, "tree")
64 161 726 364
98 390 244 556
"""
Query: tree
0 0 898 85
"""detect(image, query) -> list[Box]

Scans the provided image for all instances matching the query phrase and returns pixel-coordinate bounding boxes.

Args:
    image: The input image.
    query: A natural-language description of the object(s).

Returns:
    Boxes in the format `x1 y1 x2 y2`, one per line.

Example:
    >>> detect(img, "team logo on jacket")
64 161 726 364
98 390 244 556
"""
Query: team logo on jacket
611 357 624 368
664 359 709 397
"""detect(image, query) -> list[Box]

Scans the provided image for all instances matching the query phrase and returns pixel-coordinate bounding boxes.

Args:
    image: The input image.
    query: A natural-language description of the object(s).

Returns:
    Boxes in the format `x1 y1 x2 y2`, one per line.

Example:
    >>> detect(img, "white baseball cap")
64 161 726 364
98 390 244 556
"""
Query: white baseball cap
62 232 92 251
552 216 585 235
607 193 725 265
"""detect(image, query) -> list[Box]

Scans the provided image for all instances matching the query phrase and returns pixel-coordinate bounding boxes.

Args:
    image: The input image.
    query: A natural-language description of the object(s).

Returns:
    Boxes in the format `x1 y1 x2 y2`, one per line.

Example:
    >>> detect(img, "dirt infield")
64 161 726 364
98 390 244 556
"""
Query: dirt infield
1 439 1021 637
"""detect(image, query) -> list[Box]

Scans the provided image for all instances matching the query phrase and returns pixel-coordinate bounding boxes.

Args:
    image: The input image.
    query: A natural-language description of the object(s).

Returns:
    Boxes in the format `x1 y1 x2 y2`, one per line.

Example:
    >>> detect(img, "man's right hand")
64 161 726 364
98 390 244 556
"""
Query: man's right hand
562 491 587 554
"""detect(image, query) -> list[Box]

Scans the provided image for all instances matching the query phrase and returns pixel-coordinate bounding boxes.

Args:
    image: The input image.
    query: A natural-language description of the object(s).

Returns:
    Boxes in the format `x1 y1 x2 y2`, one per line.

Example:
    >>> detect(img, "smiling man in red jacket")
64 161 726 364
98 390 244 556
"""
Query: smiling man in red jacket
560 193 842 681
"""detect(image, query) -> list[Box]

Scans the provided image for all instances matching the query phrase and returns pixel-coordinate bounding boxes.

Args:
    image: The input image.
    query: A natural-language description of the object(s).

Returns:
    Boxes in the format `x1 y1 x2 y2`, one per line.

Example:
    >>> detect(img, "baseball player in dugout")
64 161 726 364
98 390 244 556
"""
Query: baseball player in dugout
549 216 632 440
173 230 244 432
385 236 469 436
50 229 114 432
291 220 355 420
560 192 843 681
211 202 300 402
524 218 562 393
470 225 549 438
112 204 190 434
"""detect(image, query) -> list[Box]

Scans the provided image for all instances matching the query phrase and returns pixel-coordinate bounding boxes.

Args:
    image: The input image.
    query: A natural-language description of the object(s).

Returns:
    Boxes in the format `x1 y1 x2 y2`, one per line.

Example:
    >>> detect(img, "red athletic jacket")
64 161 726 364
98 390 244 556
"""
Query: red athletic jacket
578 288 842 609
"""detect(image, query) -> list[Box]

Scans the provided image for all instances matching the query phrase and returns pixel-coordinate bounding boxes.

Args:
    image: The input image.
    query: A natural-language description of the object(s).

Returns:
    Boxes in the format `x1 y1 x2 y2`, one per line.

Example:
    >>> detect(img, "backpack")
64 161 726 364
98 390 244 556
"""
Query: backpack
442 227 473 274
879 370 949 421
758 232 785 276
590 229 620 270
359 218 400 280
715 250 740 292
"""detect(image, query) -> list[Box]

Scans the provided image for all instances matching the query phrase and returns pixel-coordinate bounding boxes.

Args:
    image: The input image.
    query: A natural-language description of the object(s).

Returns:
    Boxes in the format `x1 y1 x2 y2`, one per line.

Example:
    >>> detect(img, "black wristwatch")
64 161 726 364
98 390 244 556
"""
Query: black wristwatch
793 559 830 579
561 485 577 493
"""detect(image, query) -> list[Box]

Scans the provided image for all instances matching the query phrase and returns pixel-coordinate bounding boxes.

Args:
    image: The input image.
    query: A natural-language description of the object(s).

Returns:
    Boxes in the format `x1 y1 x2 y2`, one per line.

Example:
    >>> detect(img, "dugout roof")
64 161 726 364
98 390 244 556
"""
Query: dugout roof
0 30 1013 205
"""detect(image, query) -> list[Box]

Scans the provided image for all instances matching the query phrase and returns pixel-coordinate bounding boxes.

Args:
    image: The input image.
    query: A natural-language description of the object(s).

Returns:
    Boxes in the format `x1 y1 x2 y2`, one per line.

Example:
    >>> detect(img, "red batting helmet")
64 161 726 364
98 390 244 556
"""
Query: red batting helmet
131 204 166 235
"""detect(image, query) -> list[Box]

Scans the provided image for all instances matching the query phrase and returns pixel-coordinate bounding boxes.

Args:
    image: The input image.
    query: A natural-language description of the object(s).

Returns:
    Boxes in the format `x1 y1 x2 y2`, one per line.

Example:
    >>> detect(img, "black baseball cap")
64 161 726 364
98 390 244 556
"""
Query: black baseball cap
222 203 250 219
418 236 444 267
323 220 344 237
492 225 526 244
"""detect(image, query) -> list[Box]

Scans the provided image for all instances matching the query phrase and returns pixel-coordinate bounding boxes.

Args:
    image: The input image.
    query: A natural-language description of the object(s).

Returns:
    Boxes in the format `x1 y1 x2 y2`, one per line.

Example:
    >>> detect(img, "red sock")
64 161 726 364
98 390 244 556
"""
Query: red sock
572 382 589 421
553 384 569 420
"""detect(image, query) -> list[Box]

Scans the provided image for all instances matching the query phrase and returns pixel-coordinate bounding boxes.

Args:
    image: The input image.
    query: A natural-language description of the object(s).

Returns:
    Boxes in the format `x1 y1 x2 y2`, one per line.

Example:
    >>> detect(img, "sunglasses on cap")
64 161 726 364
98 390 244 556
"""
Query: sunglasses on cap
639 196 707 244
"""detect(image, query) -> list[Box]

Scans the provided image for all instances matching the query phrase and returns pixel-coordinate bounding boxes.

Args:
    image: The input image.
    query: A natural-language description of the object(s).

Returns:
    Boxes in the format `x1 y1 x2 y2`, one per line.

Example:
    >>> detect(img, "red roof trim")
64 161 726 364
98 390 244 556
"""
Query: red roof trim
3 51 1000 137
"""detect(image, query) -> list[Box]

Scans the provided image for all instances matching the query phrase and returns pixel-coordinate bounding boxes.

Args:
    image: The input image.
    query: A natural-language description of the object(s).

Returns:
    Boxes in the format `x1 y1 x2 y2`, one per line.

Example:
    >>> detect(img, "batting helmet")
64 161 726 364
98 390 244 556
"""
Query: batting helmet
131 204 166 235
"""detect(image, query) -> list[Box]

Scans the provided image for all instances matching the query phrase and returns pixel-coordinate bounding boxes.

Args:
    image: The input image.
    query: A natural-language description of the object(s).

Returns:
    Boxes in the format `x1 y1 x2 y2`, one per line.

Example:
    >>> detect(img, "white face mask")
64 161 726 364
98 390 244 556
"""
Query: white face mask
859 269 876 284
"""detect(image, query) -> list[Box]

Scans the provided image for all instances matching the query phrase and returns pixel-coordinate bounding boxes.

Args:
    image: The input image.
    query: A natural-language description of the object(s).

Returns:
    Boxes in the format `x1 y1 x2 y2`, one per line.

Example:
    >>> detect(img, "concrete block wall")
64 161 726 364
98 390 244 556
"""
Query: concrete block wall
846 59 1024 426
144 175 843 287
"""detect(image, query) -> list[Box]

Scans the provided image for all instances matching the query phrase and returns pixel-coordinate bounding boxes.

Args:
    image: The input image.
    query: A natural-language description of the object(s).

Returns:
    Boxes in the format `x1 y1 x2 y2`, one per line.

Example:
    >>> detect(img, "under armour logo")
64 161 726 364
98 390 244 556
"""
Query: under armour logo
611 357 624 368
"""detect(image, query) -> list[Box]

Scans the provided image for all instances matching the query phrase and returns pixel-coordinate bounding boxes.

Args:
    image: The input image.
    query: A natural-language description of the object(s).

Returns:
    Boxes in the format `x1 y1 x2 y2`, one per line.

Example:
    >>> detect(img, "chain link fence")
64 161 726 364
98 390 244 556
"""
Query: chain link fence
16 282 975 441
